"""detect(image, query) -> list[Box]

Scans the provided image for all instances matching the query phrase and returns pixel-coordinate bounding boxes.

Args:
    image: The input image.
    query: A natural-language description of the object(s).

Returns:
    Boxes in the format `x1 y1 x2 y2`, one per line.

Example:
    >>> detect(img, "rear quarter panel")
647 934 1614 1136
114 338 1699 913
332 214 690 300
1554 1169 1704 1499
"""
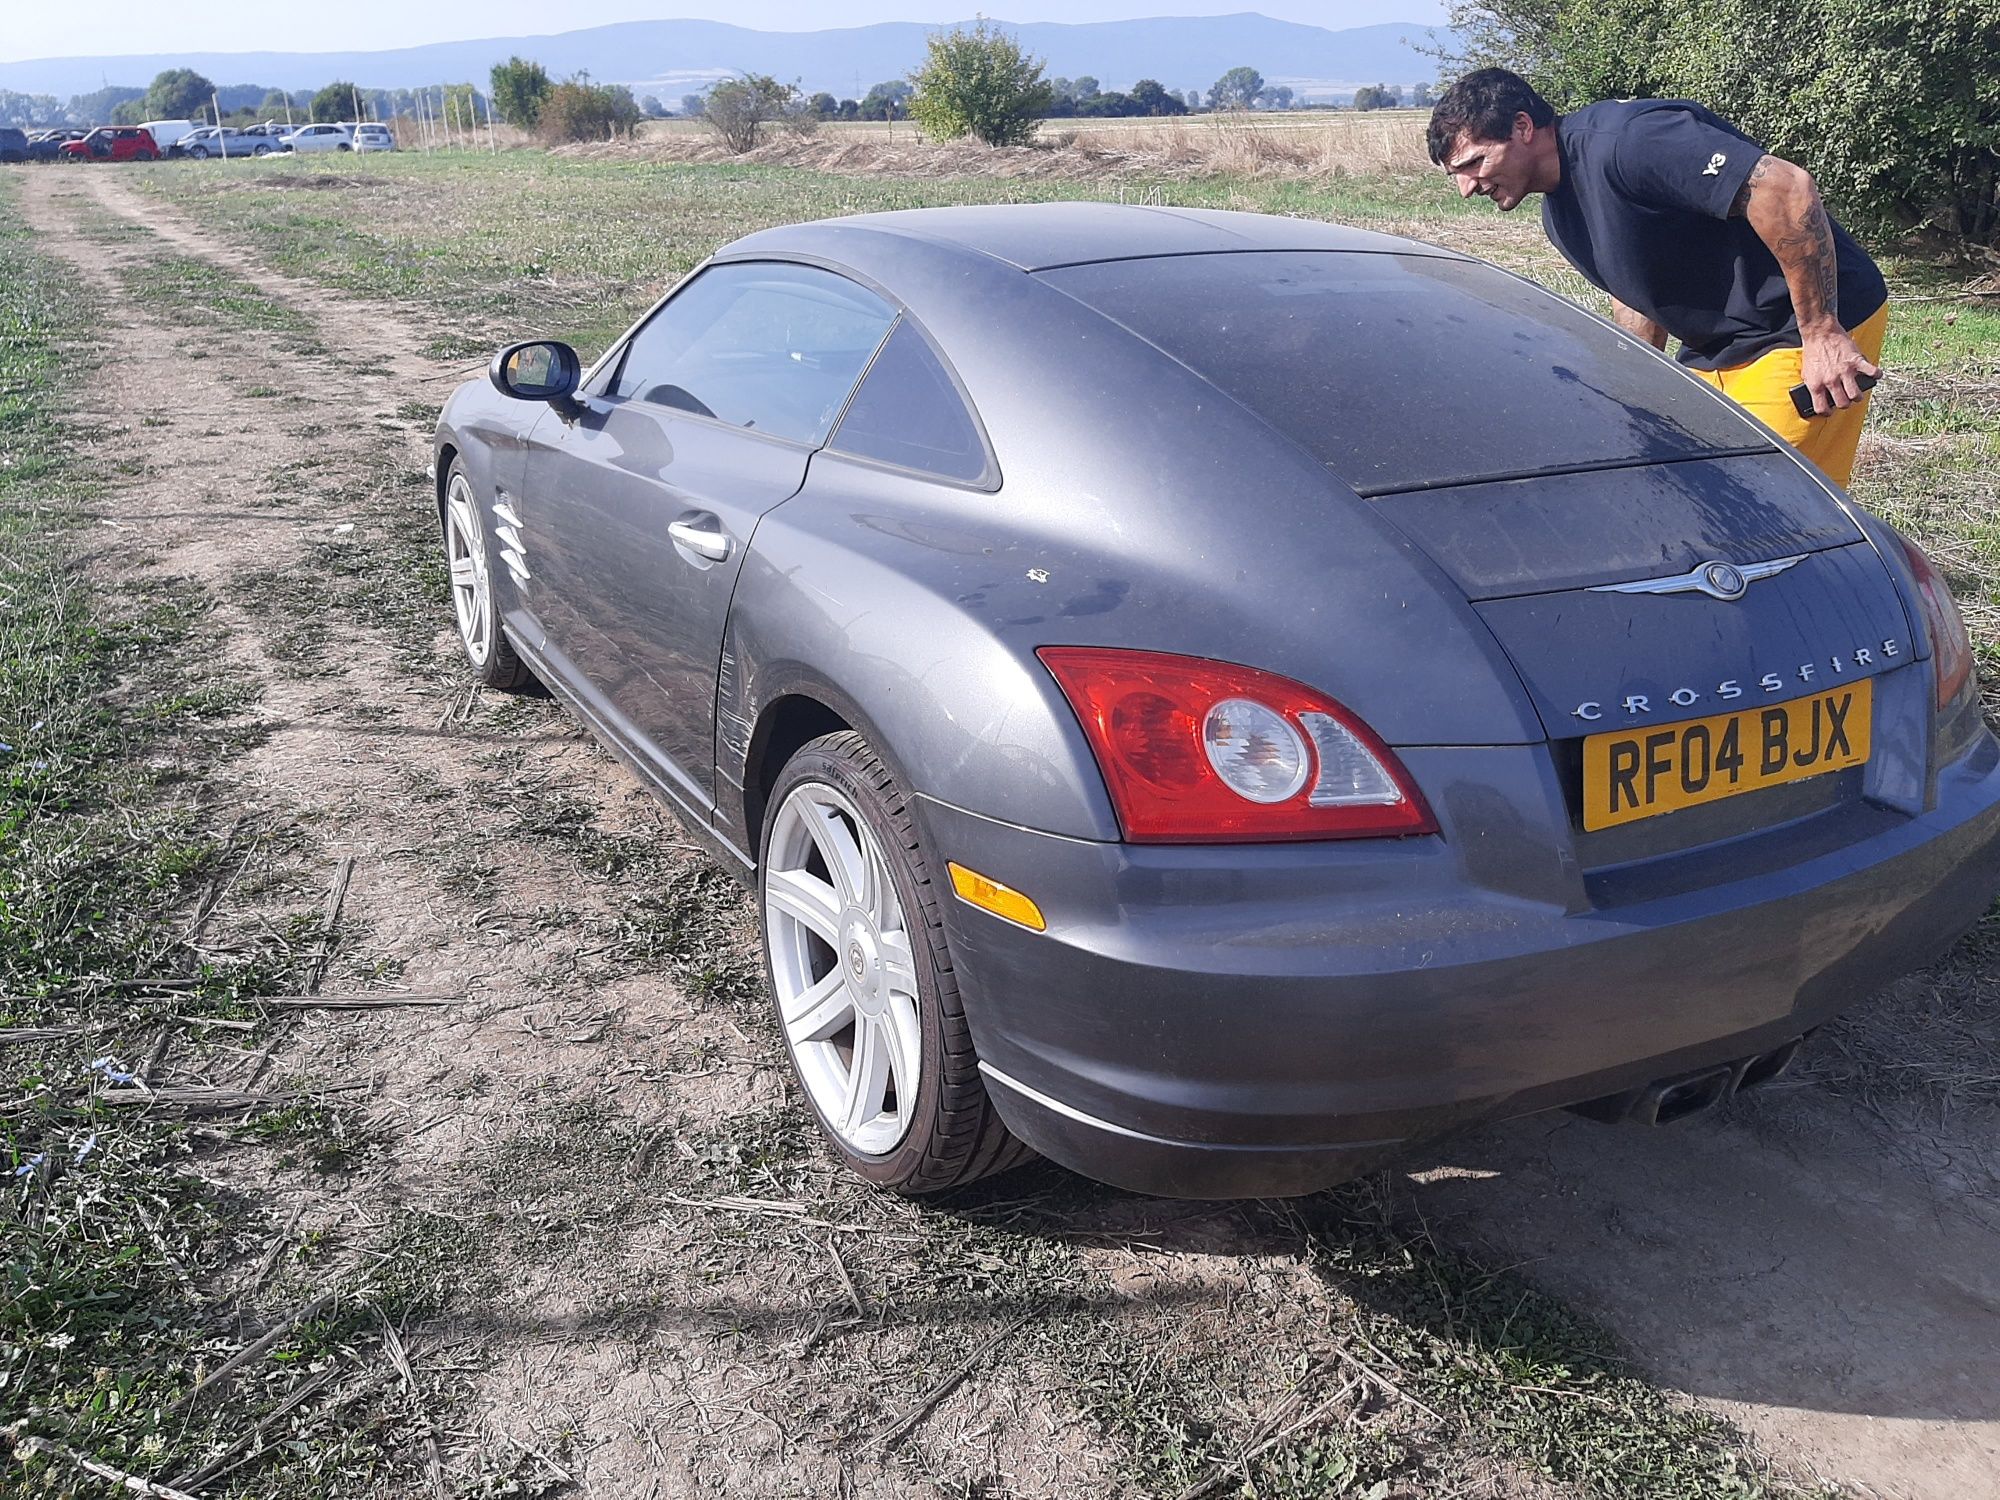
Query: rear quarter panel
716 267 1546 849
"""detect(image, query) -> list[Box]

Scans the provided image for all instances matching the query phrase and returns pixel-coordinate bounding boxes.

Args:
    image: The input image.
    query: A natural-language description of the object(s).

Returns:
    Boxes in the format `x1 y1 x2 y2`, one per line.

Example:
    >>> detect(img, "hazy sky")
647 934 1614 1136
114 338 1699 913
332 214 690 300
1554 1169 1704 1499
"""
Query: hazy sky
2 3 1450 66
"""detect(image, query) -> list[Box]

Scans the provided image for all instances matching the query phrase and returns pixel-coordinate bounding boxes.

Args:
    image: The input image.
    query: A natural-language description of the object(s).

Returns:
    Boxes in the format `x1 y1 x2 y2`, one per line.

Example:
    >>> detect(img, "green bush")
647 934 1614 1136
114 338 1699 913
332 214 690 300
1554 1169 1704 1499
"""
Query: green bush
143 68 213 123
700 75 807 152
1440 0 2000 244
309 80 362 124
909 20 1054 147
537 79 643 143
490 56 553 129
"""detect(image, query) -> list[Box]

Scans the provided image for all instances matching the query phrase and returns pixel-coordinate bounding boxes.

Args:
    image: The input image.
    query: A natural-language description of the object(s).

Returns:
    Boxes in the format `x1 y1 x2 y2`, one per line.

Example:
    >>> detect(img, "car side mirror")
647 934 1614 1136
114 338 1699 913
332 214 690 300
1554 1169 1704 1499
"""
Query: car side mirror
489 340 582 409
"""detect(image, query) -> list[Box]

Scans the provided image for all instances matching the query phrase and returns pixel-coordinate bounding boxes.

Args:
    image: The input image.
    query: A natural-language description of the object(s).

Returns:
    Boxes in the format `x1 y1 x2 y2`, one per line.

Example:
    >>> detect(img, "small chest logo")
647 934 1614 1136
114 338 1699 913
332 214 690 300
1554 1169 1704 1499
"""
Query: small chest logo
1702 151 1728 176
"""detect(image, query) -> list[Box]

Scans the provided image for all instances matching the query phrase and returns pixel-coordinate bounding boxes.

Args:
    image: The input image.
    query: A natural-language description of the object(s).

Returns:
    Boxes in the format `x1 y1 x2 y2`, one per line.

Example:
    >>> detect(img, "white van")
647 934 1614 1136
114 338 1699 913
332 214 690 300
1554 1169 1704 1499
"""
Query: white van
141 119 201 152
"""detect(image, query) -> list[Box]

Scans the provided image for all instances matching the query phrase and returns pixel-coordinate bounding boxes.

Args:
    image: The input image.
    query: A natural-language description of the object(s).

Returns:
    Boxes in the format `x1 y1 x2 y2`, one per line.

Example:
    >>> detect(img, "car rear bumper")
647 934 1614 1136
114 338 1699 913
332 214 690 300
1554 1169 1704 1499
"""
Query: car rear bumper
922 729 2000 1199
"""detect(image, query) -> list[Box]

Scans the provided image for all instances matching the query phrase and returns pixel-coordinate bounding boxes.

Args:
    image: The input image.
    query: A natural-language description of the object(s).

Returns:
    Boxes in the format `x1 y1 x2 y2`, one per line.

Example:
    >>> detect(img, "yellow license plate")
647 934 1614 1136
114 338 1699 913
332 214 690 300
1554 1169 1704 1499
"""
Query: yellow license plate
1582 680 1872 831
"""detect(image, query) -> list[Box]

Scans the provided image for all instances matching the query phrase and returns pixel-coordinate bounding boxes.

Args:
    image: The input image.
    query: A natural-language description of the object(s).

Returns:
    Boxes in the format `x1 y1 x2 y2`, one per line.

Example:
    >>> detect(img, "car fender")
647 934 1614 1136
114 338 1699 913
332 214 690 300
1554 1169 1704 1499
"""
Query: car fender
717 491 1122 848
434 383 545 638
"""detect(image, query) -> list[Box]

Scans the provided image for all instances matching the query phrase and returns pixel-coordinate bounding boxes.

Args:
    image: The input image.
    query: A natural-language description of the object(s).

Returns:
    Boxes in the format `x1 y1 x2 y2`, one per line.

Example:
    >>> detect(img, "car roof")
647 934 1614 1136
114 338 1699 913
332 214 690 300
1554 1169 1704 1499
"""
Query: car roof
719 201 1467 275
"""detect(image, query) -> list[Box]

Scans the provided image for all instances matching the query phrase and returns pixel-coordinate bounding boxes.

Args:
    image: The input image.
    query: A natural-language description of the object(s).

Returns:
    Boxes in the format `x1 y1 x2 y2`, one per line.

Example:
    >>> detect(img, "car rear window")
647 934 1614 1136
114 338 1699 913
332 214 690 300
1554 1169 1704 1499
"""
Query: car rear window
1035 251 1762 496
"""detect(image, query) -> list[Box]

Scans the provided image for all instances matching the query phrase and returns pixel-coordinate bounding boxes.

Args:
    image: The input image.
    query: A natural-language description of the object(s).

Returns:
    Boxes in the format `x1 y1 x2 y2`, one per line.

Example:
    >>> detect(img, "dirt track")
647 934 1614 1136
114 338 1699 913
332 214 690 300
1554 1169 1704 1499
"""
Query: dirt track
20 164 2000 1499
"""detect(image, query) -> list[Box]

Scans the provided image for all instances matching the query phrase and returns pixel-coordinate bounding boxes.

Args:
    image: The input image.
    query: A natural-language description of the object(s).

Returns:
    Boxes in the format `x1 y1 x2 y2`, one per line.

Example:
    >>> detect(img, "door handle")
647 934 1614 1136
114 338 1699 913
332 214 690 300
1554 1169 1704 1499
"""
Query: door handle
668 518 731 562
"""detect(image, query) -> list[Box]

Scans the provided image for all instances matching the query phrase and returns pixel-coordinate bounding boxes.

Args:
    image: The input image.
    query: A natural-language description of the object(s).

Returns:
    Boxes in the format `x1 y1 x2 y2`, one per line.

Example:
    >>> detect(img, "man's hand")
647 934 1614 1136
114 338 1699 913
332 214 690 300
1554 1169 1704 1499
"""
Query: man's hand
1734 153 1882 413
1800 324 1881 414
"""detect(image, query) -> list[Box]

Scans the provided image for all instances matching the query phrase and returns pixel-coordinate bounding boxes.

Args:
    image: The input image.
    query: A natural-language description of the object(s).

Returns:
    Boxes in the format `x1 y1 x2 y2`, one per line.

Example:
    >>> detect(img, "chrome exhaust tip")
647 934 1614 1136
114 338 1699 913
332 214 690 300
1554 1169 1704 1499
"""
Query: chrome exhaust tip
1646 1065 1735 1125
1567 1038 1806 1128
1734 1037 1801 1094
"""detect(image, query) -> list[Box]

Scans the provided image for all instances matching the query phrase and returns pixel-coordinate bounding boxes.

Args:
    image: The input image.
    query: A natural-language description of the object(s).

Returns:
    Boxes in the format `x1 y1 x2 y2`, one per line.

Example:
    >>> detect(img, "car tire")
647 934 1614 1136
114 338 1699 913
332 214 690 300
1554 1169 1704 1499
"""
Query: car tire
188 145 208 159
761 731 1032 1194
337 143 352 152
441 460 532 690
253 144 271 156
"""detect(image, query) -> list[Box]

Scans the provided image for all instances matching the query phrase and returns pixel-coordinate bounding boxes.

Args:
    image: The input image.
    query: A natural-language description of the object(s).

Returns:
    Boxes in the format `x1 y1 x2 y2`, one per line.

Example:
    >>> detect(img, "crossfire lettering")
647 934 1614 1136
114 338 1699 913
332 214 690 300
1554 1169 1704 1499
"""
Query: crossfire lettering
1572 638 1903 721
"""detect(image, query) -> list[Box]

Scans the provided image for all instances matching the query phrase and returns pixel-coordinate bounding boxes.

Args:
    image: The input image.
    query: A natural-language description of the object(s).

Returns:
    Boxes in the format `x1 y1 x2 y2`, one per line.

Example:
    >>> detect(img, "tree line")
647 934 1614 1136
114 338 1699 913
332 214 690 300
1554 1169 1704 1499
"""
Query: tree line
0 71 491 130
478 35 1432 154
1 31 1439 152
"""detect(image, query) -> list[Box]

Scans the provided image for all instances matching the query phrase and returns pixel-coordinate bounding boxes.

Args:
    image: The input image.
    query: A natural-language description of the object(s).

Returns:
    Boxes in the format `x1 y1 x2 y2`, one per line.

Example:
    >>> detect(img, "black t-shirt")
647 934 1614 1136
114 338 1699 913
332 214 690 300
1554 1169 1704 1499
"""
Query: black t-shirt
1541 99 1887 371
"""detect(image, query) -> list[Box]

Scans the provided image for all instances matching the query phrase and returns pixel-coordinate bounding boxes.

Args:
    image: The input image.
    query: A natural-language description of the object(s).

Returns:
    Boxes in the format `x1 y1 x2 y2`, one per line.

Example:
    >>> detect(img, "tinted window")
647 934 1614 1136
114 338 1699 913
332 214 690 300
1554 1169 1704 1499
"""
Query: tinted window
612 263 896 445
829 320 991 484
1036 252 1760 496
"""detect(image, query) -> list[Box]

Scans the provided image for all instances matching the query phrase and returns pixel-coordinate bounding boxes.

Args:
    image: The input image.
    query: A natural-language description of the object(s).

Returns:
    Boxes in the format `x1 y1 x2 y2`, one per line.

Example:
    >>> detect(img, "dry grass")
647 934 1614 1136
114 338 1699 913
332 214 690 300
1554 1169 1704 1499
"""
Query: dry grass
568 112 1431 182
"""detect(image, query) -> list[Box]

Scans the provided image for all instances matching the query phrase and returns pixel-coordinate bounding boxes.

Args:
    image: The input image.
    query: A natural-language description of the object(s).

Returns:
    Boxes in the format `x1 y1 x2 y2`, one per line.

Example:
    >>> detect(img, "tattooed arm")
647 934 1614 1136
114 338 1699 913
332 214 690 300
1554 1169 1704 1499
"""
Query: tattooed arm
1732 153 1881 412
1609 297 1669 350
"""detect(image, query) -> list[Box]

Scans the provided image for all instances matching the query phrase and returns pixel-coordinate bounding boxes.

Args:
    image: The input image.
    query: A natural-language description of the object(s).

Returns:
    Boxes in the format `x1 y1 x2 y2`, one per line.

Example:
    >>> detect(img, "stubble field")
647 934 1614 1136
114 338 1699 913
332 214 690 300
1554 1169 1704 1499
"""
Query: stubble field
3 142 1998 1500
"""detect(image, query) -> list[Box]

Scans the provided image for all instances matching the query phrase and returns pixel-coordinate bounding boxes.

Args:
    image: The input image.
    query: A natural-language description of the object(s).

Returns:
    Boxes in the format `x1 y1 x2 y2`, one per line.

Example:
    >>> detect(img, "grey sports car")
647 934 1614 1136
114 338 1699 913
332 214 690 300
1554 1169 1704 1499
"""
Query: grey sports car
433 203 2000 1199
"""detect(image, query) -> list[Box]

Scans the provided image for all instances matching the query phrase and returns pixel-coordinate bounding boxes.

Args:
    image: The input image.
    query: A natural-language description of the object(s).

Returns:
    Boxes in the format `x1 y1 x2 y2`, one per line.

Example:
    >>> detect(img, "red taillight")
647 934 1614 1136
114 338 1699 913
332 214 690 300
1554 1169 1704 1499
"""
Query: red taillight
1038 647 1436 843
1899 536 1974 709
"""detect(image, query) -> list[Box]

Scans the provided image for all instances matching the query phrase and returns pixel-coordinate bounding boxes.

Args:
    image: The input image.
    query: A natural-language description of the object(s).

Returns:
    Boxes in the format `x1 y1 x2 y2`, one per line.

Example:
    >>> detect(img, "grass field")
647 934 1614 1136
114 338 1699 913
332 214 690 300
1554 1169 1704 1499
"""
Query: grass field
5 141 1997 1497
123 148 1497 358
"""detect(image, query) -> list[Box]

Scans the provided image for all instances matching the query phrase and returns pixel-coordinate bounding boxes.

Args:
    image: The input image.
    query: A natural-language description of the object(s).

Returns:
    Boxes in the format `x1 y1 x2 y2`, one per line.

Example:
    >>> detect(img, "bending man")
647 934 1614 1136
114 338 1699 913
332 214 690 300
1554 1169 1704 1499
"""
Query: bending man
1428 67 1886 487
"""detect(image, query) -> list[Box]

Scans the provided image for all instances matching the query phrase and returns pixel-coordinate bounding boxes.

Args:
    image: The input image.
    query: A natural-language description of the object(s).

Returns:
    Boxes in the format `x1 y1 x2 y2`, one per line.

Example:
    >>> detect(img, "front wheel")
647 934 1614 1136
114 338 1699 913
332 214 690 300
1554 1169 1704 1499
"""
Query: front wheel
188 145 208 159
761 732 1030 1194
442 462 532 690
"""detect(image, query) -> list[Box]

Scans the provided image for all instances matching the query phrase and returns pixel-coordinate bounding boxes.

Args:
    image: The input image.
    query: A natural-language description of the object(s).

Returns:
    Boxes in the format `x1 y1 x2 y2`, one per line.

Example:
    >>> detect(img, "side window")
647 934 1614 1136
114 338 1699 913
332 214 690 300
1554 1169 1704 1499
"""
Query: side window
611 263 896 446
828 320 993 485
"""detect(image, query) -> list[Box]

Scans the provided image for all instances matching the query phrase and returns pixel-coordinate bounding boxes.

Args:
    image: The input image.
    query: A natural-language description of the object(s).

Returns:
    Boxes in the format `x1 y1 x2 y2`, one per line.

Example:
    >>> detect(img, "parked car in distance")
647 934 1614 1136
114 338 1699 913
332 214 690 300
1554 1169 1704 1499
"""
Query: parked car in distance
58 127 161 162
172 124 286 159
280 122 353 153
140 119 199 153
350 122 396 153
434 203 2000 1201
25 129 88 161
171 126 224 158
0 127 26 163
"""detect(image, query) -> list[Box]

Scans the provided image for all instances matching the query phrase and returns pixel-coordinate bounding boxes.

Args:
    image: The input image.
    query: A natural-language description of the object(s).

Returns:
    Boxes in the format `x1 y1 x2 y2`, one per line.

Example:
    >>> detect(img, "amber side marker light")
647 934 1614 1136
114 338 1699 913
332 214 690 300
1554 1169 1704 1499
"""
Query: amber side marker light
947 863 1046 932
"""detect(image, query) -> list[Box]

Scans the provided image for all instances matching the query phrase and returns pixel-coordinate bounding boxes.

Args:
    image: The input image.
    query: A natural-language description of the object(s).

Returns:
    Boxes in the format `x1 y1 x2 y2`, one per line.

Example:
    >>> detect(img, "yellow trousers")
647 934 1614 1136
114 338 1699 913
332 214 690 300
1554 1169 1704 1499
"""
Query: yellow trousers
1690 302 1888 489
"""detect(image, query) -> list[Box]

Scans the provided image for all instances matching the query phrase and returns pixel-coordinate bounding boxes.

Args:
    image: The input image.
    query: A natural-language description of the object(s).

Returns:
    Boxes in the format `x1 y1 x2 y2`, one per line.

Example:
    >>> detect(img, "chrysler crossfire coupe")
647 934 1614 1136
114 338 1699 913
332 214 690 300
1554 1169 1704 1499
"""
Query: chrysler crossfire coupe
432 204 2000 1198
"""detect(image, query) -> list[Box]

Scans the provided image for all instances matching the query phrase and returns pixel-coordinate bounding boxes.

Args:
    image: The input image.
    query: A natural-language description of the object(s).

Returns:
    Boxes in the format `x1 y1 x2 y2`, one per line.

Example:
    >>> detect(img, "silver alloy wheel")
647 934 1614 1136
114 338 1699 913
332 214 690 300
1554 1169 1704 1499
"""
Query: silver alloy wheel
765 782 924 1156
444 472 493 667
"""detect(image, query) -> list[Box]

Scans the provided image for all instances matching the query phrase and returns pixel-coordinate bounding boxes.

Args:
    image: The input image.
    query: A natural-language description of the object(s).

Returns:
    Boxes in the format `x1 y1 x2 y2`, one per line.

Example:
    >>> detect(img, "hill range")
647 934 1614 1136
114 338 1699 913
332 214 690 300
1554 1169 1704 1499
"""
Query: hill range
0 13 1448 105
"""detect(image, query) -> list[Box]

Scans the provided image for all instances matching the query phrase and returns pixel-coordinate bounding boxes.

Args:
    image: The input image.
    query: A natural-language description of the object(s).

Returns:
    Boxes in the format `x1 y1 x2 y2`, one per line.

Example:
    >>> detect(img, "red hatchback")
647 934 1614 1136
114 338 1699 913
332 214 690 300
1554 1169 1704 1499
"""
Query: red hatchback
59 127 160 162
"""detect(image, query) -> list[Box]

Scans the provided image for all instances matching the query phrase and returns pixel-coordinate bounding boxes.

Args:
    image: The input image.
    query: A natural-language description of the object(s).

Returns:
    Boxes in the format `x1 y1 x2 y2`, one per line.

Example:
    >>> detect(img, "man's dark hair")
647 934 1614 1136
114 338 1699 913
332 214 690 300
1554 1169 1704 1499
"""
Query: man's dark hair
1426 67 1556 165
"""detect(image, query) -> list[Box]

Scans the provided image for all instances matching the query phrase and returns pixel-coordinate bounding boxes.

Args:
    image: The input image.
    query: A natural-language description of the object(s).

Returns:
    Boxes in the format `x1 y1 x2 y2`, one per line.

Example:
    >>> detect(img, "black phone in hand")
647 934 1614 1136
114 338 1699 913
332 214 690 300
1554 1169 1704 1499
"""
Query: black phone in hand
1790 370 1880 420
